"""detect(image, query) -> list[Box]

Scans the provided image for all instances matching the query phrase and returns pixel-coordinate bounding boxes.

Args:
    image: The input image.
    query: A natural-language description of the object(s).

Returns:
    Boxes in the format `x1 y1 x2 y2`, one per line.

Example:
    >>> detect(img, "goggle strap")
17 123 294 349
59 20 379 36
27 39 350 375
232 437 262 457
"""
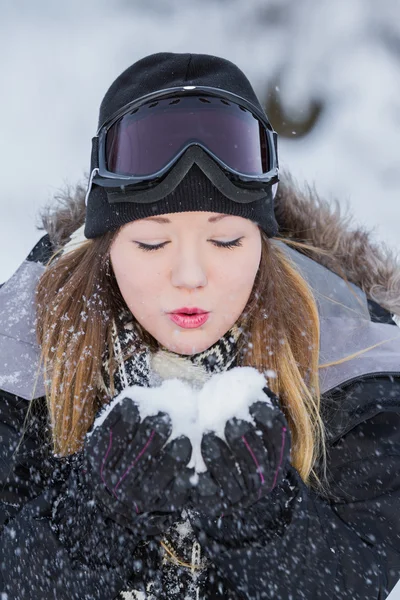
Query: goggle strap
85 137 101 206
85 168 99 207
91 136 100 170
273 132 279 168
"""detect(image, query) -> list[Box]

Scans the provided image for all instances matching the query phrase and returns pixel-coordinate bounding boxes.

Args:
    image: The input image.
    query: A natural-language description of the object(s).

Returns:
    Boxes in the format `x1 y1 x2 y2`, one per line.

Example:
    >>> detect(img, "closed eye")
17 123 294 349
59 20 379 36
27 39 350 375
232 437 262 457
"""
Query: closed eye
134 241 169 252
134 237 244 252
210 237 244 249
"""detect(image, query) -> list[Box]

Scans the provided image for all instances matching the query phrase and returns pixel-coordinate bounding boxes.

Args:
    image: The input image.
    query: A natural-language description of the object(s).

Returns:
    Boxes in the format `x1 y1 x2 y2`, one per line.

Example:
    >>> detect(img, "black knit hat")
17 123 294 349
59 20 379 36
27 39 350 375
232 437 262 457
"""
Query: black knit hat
84 52 279 238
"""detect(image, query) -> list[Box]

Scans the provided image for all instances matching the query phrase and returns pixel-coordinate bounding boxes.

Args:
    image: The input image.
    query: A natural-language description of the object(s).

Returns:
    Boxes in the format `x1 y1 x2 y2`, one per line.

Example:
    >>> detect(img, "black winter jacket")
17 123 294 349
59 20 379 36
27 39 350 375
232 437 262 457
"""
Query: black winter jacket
1 182 400 598
1 368 400 598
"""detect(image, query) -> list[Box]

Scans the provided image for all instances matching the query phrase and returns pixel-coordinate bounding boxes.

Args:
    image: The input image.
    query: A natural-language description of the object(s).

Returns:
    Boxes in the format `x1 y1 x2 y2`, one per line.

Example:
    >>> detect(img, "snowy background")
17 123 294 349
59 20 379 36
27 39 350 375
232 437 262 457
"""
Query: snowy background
1 0 400 286
1 1 400 596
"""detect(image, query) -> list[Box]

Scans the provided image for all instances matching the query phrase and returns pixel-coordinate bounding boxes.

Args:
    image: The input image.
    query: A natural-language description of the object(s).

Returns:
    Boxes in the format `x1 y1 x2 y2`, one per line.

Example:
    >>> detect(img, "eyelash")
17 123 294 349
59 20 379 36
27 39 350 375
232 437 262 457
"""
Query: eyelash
135 242 167 252
212 238 243 250
135 237 244 252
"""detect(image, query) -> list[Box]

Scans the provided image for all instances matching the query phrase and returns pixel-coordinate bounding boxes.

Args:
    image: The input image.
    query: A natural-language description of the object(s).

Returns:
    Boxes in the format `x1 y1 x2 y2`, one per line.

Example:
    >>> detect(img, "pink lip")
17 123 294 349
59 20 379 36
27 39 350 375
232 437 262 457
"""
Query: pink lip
167 308 210 329
169 307 208 315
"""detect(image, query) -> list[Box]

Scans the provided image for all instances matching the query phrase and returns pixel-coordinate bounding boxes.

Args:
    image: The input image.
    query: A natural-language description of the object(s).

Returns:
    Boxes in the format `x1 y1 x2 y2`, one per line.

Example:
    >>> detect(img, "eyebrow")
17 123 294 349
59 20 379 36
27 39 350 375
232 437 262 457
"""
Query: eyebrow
208 214 229 223
143 214 229 224
142 217 171 224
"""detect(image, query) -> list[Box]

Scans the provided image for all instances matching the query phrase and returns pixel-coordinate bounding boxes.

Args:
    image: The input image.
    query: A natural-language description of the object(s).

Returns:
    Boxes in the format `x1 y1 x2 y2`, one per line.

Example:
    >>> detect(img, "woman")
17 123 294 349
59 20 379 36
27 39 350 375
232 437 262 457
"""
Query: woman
1 52 400 599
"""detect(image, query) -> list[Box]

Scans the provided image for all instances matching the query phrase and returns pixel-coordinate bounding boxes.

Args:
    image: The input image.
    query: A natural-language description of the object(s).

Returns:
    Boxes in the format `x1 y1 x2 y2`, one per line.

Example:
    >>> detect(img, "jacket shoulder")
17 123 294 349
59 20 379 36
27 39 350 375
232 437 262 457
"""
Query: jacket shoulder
0 235 52 400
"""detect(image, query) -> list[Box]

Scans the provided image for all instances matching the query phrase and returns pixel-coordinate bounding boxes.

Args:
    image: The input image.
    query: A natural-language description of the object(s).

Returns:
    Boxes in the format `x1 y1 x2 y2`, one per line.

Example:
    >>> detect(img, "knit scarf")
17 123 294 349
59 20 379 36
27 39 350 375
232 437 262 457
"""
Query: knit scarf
101 312 242 398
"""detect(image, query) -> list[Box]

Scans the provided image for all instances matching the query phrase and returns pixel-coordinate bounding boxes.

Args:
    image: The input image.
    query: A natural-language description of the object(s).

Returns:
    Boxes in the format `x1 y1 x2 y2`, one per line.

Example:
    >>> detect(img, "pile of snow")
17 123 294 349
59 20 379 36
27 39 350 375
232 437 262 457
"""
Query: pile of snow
91 366 272 473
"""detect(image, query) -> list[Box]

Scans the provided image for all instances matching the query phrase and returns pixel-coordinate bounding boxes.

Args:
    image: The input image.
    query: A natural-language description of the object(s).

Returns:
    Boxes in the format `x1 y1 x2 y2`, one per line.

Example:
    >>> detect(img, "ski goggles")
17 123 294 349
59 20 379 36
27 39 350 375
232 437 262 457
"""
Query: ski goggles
86 85 279 203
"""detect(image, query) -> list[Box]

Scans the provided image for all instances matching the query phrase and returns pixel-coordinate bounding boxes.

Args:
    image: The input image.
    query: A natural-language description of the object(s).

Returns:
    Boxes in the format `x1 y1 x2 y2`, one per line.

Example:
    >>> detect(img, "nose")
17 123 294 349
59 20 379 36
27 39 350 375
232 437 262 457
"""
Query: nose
170 246 208 290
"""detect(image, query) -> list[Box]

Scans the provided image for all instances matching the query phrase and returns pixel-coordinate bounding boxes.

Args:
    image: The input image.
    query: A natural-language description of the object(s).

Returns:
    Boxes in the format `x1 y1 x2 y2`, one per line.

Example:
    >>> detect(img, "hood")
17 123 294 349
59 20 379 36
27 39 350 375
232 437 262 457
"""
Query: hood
41 175 400 317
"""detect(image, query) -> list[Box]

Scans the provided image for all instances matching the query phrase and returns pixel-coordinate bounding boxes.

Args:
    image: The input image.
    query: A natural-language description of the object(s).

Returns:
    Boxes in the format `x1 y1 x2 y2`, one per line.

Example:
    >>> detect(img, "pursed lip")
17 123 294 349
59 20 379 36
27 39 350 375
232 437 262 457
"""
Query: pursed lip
168 307 209 315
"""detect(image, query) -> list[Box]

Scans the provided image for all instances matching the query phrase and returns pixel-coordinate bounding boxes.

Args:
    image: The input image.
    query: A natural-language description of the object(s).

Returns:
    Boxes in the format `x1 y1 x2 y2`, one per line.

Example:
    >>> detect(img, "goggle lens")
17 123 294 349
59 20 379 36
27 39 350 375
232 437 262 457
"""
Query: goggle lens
105 95 270 178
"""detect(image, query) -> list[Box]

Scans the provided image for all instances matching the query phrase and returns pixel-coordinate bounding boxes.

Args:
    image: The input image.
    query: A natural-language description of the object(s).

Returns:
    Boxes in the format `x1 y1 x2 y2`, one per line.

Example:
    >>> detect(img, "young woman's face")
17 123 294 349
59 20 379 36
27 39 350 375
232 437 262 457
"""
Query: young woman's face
110 212 262 355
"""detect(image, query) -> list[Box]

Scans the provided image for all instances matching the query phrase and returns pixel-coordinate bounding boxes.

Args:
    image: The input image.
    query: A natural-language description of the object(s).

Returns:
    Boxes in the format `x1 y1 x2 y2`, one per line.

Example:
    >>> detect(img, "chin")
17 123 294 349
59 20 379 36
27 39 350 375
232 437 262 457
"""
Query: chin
161 328 217 356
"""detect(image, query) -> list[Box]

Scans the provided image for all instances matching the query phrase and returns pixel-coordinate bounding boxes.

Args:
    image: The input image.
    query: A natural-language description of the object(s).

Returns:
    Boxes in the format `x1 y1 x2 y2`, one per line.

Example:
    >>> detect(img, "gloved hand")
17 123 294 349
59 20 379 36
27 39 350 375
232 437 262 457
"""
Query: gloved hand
82 396 193 536
189 389 291 518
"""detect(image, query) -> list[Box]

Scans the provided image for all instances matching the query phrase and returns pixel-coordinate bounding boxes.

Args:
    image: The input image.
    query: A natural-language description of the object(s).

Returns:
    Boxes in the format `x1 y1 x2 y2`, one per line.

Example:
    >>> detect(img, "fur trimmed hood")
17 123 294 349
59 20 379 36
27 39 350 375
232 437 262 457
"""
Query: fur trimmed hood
40 176 400 317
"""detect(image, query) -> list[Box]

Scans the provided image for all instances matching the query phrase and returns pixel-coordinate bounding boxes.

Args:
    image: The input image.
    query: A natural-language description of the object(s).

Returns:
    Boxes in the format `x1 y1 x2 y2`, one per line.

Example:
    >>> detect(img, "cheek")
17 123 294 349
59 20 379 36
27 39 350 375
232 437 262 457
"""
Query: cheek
111 251 163 312
216 244 261 298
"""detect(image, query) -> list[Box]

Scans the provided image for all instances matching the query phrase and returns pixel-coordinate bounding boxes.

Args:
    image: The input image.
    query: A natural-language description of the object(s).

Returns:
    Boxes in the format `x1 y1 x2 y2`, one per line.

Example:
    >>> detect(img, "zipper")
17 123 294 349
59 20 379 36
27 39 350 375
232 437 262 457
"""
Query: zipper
191 541 202 600
191 541 202 573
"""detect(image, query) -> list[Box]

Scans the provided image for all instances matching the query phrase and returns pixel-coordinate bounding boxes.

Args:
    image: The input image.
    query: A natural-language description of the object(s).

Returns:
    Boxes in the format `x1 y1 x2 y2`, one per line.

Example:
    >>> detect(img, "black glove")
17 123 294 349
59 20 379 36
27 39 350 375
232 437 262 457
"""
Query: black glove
190 388 291 518
82 396 193 536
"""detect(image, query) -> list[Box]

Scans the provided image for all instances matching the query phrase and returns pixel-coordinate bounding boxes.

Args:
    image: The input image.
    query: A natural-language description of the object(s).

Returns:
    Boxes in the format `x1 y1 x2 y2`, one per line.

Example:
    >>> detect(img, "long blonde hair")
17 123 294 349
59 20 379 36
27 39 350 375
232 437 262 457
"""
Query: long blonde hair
34 229 332 488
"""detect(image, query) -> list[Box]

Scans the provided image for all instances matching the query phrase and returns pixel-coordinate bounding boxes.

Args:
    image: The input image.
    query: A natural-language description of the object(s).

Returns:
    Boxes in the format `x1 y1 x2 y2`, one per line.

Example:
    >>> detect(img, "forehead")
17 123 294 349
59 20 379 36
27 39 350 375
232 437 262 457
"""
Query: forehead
123 211 251 231
138 212 232 224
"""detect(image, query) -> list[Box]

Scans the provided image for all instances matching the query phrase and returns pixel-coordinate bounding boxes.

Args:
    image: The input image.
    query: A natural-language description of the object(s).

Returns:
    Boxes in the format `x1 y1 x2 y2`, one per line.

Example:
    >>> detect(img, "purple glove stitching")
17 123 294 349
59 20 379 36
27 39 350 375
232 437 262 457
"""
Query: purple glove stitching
271 426 287 491
99 428 156 500
242 435 265 497
113 429 156 494
242 425 288 498
241 435 265 499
